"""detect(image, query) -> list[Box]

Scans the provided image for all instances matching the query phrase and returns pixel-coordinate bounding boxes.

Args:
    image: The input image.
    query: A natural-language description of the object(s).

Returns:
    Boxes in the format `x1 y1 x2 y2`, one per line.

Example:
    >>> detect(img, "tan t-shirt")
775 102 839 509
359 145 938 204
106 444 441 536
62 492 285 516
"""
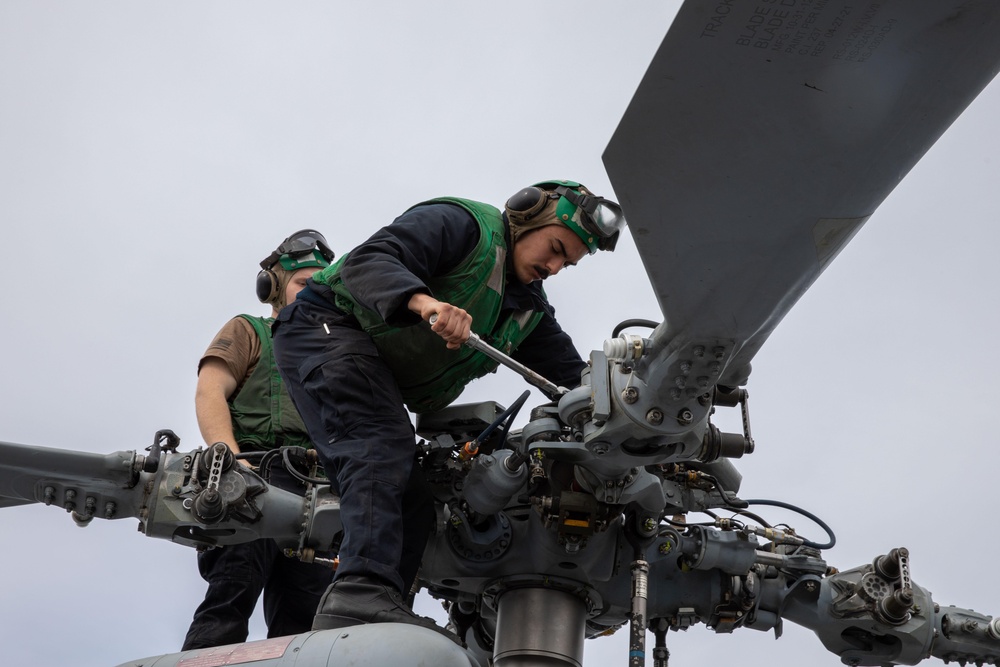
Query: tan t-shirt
199 316 265 395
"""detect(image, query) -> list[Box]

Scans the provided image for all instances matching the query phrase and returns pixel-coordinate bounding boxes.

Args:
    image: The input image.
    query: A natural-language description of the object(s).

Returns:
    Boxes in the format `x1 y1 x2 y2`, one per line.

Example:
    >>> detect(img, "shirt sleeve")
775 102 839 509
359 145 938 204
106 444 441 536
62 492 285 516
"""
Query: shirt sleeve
511 309 588 395
339 203 479 327
199 317 261 393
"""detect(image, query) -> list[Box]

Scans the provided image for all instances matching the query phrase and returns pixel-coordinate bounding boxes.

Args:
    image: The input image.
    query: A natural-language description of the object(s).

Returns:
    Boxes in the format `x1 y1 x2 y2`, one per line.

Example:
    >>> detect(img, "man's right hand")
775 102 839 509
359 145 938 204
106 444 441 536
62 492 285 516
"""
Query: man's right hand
408 294 472 350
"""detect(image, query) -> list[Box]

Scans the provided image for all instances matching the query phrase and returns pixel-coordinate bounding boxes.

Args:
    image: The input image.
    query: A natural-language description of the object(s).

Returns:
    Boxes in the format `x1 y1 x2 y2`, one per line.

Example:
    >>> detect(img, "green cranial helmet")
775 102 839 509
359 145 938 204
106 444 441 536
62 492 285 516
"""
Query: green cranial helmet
255 229 335 307
258 229 335 272
504 180 626 253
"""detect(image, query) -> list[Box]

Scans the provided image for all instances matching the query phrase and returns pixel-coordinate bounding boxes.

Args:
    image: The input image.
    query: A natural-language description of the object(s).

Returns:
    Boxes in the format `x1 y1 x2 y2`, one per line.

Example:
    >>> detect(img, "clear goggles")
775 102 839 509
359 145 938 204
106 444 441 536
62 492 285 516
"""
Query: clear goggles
570 192 627 239
507 185 626 240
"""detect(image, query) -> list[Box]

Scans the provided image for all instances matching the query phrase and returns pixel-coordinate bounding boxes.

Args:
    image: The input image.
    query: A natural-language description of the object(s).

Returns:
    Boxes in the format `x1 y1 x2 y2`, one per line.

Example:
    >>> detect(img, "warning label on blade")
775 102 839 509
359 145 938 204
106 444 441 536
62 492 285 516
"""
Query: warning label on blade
699 0 896 63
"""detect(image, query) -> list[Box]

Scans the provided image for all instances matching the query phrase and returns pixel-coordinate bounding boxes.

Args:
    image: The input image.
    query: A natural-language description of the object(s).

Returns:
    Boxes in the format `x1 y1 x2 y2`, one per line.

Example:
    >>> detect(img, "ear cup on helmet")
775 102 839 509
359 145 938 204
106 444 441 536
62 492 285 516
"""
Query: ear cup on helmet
505 186 551 223
256 269 279 304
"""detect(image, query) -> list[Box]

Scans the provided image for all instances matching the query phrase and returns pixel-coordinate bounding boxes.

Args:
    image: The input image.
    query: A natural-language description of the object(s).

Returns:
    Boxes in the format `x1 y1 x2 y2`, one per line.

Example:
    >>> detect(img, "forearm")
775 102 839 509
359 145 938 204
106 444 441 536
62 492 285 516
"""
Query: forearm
340 203 479 325
512 315 587 391
194 358 241 456
195 391 239 454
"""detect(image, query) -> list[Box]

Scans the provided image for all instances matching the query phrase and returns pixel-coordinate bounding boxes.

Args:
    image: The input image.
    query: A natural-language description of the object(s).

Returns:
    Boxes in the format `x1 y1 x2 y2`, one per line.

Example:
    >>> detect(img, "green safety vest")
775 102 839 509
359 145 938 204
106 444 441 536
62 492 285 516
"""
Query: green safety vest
228 315 313 450
313 197 544 413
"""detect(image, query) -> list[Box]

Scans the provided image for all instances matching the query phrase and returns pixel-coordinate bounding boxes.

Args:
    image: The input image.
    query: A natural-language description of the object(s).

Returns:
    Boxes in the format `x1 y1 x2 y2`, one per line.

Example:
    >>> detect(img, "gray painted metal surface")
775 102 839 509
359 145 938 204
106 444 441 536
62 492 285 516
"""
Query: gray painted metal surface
114 624 481 667
604 0 1000 389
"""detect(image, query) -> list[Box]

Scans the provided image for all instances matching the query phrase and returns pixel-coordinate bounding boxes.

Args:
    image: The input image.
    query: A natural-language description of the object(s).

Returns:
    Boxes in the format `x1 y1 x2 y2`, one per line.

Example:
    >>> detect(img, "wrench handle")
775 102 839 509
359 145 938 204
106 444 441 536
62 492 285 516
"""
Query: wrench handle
429 314 566 396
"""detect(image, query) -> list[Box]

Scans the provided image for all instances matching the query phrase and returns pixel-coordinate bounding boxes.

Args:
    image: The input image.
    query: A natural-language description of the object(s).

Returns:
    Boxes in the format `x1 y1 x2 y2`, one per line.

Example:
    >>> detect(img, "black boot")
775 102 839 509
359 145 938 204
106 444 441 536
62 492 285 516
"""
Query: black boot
312 576 462 646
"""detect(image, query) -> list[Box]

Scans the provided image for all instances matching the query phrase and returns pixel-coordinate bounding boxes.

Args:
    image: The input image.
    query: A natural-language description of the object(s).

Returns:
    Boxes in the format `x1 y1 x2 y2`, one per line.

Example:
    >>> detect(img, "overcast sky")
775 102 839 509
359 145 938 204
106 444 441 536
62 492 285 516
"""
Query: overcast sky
1 2 999 666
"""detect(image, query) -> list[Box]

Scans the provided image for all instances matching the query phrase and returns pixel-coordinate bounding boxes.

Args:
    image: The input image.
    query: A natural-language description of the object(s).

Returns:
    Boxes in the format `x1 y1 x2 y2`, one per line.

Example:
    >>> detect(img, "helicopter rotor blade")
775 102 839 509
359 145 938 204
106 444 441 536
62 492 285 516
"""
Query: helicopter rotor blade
603 0 1000 387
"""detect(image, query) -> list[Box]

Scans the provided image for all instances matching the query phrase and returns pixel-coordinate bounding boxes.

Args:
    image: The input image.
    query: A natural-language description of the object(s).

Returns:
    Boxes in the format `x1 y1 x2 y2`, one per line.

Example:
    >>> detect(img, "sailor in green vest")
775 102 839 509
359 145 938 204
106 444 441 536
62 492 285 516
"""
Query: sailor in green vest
182 230 337 650
272 181 625 642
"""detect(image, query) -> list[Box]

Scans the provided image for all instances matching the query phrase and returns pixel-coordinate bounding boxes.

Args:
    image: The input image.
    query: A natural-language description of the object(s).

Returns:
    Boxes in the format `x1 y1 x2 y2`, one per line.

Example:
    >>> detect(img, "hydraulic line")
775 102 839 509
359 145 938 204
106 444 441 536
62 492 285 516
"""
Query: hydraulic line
742 498 836 550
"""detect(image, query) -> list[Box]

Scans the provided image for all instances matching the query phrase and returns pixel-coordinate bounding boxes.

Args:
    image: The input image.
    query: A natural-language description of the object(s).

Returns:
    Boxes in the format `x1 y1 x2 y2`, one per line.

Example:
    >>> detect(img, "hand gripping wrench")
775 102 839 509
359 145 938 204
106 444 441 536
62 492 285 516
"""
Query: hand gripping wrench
429 314 567 397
